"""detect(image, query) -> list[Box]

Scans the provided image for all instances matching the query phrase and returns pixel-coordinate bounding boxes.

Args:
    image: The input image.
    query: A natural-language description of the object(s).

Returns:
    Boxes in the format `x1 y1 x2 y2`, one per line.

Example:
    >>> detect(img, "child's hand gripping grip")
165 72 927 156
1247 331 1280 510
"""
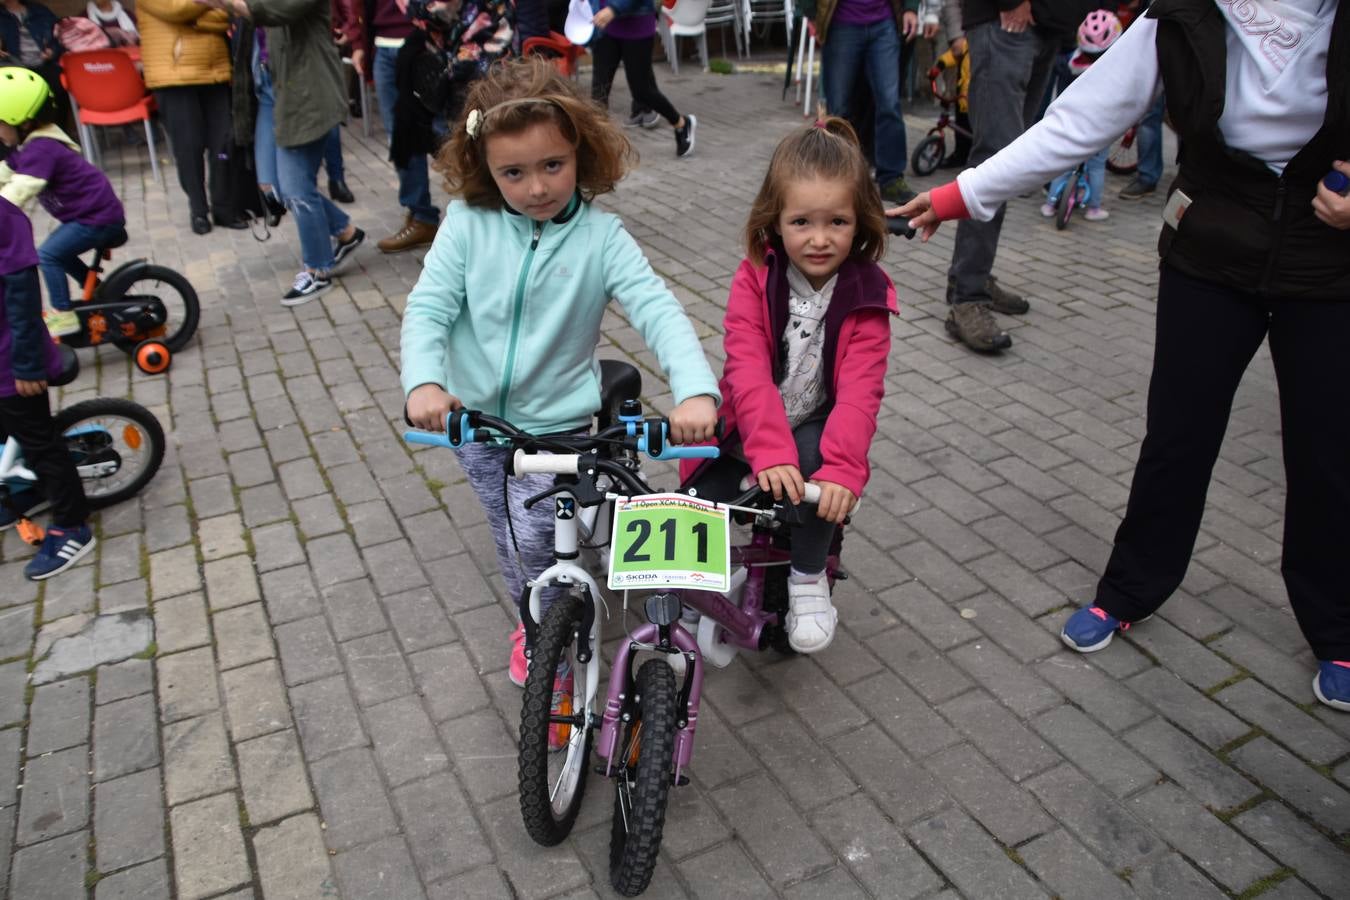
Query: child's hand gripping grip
638 420 720 460
1325 170 1350 196
887 216 917 240
402 410 475 449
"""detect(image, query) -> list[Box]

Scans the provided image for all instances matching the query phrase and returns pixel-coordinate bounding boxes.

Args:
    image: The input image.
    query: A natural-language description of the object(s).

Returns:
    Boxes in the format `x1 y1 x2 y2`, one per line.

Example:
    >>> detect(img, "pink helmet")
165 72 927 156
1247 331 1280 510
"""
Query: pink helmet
1077 9 1123 54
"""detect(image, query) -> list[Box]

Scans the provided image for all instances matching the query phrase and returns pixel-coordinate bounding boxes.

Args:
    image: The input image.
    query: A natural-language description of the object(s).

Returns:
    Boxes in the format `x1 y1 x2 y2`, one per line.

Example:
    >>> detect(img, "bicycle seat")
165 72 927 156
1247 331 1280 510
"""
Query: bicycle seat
50 344 80 388
98 228 129 251
597 360 642 419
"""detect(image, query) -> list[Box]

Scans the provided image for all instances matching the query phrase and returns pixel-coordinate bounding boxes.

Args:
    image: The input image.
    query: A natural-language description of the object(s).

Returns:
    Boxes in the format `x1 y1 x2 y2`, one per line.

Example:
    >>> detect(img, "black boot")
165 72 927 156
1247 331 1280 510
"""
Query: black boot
328 179 355 204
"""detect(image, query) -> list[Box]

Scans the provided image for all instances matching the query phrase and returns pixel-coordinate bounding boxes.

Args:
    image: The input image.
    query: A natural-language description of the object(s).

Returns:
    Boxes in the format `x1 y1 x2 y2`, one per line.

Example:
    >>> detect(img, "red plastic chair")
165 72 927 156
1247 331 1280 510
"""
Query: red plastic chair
59 49 162 184
523 33 586 78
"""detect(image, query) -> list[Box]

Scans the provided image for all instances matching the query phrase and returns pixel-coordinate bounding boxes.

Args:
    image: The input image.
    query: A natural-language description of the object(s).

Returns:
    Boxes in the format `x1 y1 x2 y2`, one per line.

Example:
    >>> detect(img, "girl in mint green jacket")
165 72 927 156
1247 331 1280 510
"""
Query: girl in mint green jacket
400 58 720 685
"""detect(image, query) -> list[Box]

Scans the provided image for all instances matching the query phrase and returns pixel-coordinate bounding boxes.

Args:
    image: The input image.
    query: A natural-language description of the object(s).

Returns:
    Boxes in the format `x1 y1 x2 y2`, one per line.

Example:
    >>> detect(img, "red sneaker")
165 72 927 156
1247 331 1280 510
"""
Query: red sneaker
509 622 527 687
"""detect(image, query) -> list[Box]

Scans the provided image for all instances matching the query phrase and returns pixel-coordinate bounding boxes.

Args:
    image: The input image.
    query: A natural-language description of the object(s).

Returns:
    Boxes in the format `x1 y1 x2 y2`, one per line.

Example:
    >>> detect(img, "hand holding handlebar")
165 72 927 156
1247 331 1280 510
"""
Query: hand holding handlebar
888 193 941 242
406 383 463 431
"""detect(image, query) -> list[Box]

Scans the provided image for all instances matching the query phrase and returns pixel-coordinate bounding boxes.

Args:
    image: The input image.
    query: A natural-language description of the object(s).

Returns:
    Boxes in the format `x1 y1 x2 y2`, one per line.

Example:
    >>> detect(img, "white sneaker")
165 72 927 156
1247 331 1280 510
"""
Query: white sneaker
786 575 837 653
1039 202 1056 218
1084 207 1110 221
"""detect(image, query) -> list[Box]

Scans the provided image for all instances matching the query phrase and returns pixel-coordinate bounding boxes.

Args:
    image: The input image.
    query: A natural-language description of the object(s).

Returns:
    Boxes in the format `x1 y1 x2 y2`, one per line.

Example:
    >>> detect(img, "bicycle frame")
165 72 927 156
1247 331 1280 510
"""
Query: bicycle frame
0 437 38 486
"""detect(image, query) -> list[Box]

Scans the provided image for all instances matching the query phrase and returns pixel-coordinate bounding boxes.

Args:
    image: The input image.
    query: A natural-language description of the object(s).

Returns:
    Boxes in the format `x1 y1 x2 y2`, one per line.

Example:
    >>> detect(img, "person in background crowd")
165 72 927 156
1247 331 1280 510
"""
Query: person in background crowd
0 0 70 128
139 0 246 234
85 0 139 46
897 0 1350 712
324 0 357 204
590 0 696 156
810 0 920 205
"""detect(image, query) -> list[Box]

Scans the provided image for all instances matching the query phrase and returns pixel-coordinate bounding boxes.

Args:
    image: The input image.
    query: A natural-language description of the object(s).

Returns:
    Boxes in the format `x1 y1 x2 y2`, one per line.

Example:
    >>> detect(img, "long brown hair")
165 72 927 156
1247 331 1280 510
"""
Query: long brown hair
742 117 886 266
436 57 636 209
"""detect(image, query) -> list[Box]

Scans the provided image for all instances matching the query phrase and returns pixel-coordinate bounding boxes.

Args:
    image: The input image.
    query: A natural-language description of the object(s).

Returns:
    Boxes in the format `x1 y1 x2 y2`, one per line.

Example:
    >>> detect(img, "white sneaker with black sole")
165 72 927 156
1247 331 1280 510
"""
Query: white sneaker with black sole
332 227 365 272
676 114 697 158
282 270 332 306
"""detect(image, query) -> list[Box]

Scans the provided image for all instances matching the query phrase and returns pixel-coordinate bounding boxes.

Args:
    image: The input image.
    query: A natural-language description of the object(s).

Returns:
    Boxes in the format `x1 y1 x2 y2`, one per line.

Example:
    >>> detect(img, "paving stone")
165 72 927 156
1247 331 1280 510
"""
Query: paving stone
767 657 869 740
279 458 327 500
319 577 386 642
1232 800 1350 900
366 695 448 786
1033 653 1154 733
98 579 149 616
10 830 86 900
93 693 159 782
811 794 943 899
678 841 777 897
156 647 220 722
0 660 28 726
275 616 343 686
452 604 517 678
95 858 172 900
846 670 961 758
253 521 308 573
347 499 404 548
739 715 856 811
1214 678 1346 766
307 533 368 587
947 639 1063 718
342 631 415 706
221 659 290 741
33 612 153 685
290 674 367 759
212 602 274 671
1120 717 1259 812
425 865 511 899
384 587 458 652
660 780 733 860
1128 783 1277 893
94 767 165 870
98 533 145 586
163 712 236 805
907 806 1047 900
1019 829 1134 900
27 677 90 755
169 792 250 900
782 867 870 900
311 746 400 850
364 540 430 596
710 773 834 887
42 567 96 620
241 482 291 527
154 592 210 654
865 624 974 705
392 772 493 884
332 835 428 900
149 545 201 600
96 657 152 705
938 690 1061 782
1032 705 1158 798
923 742 1054 846
827 724 949 826
17 746 88 844
252 813 335 900
1228 737 1350 833
479 795 588 899
189 474 238 520
0 728 20 808
1025 764 1163 871
203 555 261 611
422 553 498 614
1126 667 1250 749
261 564 323 624
403 509 466 562
1125 852 1229 899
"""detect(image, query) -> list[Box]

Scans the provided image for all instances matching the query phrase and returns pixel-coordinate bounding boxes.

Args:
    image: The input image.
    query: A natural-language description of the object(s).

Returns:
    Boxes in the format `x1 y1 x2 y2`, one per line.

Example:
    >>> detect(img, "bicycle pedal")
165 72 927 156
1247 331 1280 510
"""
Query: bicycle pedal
17 518 45 546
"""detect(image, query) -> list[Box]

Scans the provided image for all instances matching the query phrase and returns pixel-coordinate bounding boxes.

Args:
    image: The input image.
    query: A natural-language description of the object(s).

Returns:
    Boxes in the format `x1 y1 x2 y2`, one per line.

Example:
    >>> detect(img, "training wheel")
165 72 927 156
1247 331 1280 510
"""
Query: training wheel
134 340 171 375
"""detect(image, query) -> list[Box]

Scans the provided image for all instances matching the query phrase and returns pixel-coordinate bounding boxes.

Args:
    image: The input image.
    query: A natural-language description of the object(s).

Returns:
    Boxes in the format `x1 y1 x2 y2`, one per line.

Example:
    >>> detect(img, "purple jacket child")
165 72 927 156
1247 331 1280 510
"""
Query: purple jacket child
0 196 63 398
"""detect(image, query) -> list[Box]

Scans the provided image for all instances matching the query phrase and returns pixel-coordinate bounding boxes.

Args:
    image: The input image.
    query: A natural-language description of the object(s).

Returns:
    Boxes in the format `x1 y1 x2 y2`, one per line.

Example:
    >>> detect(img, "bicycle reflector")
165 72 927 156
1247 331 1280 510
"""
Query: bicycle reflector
644 592 682 626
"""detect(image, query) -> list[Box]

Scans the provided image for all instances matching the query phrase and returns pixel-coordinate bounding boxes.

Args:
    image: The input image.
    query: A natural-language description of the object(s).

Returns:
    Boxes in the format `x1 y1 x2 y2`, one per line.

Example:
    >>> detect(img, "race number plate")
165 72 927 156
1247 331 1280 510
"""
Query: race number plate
607 493 731 592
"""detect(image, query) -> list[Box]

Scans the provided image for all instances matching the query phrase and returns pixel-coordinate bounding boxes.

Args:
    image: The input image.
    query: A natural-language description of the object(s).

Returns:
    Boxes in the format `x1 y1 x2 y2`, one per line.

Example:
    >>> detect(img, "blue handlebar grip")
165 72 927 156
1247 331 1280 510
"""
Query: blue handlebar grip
1326 171 1350 196
444 410 473 448
654 445 721 460
404 430 454 448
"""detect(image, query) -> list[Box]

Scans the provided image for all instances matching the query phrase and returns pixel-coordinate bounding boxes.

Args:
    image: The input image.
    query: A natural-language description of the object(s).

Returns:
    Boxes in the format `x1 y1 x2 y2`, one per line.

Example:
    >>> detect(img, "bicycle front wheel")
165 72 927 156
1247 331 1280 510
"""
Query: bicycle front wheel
911 134 946 177
1055 171 1080 231
518 594 594 846
1106 127 1139 175
609 659 678 897
53 398 165 509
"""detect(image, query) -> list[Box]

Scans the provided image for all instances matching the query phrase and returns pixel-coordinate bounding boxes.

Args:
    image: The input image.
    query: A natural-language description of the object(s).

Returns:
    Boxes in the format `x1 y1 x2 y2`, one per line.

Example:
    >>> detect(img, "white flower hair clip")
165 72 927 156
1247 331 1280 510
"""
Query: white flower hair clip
466 108 483 140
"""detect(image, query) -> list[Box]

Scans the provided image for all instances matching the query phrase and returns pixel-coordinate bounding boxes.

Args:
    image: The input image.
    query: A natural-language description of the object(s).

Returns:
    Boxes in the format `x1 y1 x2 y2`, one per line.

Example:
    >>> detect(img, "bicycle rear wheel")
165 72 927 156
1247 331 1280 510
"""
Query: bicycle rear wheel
609 659 677 897
104 265 200 353
53 398 165 509
518 594 594 846
1107 127 1139 175
911 134 946 177
1055 171 1080 231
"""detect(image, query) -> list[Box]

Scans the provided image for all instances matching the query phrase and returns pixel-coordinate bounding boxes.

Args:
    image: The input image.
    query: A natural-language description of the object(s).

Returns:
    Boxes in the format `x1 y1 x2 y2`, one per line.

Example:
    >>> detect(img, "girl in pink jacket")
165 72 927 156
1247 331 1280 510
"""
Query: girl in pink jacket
682 118 897 653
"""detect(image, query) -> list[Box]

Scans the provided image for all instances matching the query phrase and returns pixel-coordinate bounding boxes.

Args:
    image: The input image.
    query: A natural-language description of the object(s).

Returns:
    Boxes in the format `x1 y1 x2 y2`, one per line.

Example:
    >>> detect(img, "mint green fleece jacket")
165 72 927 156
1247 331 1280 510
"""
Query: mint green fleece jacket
400 198 721 434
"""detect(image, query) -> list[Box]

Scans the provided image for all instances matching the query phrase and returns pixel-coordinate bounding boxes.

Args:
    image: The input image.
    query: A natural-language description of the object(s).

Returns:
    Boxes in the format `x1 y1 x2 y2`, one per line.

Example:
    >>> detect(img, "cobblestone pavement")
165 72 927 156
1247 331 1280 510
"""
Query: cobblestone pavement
3 65 1348 900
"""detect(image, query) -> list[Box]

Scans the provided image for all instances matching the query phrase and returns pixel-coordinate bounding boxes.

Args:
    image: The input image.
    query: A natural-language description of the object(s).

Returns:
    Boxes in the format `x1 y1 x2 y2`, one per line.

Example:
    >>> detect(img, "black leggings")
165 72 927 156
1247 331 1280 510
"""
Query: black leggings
1096 265 1350 660
154 83 234 220
683 418 837 575
589 34 680 125
0 391 88 527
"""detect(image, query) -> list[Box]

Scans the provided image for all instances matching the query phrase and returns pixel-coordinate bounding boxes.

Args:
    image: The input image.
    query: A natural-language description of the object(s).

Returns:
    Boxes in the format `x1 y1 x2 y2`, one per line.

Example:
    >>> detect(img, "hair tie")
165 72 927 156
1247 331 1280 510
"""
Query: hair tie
466 109 483 140
813 119 827 129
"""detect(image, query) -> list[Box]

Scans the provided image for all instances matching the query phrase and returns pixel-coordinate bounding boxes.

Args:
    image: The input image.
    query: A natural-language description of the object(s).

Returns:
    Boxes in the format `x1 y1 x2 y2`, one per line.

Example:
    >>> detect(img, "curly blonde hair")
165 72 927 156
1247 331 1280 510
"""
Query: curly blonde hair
436 57 636 209
742 117 887 267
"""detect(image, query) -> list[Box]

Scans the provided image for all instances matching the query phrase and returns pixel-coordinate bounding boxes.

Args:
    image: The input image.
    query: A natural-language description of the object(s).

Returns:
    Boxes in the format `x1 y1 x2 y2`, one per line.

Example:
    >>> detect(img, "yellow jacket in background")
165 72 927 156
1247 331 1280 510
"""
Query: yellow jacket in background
136 0 232 89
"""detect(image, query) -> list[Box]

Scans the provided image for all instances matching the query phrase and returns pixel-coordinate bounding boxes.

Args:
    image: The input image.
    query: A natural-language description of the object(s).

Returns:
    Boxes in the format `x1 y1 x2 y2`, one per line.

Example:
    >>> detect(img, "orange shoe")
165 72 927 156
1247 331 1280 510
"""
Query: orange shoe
509 622 527 687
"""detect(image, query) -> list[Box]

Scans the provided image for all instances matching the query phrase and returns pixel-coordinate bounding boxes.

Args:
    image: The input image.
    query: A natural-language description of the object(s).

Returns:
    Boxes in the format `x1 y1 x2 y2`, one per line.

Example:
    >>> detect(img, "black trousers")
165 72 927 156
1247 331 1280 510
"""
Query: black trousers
0 391 88 527
154 83 234 220
1096 265 1350 661
589 35 680 125
684 418 837 574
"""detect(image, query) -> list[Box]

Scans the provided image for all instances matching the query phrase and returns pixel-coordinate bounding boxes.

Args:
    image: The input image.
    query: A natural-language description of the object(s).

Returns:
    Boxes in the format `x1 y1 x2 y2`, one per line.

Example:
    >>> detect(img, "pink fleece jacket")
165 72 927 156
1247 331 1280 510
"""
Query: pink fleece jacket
680 250 898 498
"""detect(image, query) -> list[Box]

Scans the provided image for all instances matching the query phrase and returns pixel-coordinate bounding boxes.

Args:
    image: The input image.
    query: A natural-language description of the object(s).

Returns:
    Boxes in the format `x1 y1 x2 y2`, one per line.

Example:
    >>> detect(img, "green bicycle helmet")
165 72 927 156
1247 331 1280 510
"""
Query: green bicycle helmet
0 67 53 127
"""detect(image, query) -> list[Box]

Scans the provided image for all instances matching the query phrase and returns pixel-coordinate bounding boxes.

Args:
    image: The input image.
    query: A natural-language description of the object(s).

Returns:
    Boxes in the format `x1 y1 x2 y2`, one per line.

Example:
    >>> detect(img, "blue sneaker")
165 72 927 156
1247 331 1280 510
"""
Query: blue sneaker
0 491 49 531
1060 605 1144 653
1313 661 1350 712
24 524 96 581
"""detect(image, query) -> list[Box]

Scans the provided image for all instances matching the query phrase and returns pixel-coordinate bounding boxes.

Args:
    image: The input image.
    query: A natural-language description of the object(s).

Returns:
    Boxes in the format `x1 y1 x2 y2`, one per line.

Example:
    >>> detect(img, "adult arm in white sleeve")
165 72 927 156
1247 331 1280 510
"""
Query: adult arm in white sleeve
955 18 1165 221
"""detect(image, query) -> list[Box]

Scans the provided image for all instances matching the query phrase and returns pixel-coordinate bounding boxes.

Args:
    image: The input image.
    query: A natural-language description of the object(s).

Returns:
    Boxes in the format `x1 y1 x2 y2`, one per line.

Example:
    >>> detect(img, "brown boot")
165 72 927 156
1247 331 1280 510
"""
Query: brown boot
986 276 1030 315
946 302 1012 353
376 217 438 253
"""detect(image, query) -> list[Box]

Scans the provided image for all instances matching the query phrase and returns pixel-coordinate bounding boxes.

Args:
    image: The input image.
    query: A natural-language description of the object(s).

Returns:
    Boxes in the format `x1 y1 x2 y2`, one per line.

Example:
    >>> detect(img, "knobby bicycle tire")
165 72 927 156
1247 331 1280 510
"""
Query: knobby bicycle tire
104 264 200 353
1056 171 1080 231
609 659 678 896
518 594 593 846
54 398 165 509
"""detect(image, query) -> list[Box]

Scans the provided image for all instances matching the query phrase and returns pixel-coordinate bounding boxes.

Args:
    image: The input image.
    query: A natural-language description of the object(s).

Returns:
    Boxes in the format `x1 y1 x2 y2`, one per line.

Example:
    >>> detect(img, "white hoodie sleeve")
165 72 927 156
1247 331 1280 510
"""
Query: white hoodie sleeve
955 19 1166 221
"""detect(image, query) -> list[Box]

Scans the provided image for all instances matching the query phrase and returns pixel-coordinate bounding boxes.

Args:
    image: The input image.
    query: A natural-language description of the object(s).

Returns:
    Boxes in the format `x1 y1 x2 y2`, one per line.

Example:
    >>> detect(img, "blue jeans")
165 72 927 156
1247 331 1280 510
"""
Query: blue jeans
1048 146 1109 210
373 43 438 225
38 221 126 310
277 135 351 273
821 19 907 184
255 59 342 199
1136 92 1166 188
